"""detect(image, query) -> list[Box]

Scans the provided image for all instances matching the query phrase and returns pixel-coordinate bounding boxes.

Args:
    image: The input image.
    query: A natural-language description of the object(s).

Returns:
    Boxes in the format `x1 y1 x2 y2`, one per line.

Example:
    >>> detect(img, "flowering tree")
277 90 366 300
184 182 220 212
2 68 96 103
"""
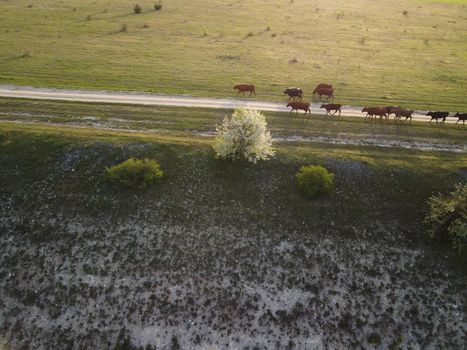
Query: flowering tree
213 108 275 163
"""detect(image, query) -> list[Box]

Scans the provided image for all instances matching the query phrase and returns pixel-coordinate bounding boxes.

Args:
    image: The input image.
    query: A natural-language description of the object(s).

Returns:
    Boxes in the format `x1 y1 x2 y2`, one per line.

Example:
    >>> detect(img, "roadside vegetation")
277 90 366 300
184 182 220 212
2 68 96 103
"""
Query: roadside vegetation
0 0 466 110
213 108 275 163
295 165 335 198
425 183 467 252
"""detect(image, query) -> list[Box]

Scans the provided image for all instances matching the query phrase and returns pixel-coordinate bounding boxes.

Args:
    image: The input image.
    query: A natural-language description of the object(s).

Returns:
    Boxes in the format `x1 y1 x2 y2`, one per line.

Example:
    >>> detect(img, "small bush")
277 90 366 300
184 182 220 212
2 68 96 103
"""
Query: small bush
134 4 142 14
213 108 275 164
120 23 128 32
403 10 408 16
424 183 467 252
105 158 163 189
20 51 31 58
154 3 162 11
295 165 334 198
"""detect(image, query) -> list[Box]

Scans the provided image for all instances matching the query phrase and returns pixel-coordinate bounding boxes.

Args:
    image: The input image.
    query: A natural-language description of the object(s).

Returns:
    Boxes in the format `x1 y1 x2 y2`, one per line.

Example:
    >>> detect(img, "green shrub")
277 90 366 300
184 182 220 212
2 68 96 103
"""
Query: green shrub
295 165 334 198
134 4 142 14
424 183 467 252
154 3 162 11
105 158 163 189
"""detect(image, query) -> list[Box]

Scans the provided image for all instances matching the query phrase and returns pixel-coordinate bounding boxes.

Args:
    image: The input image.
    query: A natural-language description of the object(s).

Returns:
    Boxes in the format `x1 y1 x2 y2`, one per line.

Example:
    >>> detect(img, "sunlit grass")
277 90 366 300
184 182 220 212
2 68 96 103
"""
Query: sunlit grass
0 0 466 111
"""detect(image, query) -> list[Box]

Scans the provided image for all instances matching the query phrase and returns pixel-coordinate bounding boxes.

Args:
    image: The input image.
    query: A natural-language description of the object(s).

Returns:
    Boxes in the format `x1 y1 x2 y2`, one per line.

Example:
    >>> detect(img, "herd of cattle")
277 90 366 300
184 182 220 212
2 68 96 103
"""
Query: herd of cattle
233 83 467 124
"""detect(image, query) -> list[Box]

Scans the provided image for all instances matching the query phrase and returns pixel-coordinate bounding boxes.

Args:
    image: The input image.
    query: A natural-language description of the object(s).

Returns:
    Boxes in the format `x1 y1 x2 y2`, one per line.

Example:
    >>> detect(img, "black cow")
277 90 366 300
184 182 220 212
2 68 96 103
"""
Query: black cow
427 111 449 123
385 106 401 117
284 87 303 101
454 112 467 125
394 109 414 121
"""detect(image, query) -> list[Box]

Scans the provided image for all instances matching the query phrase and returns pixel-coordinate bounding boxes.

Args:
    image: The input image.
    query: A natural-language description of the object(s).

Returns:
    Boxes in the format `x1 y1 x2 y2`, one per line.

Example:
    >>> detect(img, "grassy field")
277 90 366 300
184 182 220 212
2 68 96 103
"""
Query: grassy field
0 0 466 111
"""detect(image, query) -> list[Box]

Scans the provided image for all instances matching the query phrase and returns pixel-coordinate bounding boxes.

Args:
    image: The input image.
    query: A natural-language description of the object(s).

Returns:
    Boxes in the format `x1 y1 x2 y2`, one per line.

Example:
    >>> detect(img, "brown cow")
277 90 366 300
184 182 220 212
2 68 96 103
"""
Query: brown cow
234 84 255 96
362 107 388 119
394 109 414 121
314 83 333 91
320 103 342 116
313 87 334 100
287 101 311 114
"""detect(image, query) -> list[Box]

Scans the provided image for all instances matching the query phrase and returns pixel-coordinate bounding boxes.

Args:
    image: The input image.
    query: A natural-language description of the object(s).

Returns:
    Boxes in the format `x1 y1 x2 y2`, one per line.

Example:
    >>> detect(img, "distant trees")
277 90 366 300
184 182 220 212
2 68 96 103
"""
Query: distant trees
133 4 142 14
133 3 162 14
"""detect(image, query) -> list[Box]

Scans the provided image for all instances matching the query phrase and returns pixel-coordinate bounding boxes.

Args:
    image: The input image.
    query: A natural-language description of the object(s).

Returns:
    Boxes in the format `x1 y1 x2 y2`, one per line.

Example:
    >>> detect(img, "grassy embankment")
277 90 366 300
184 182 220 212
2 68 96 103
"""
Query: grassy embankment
0 98 466 146
0 98 465 248
1 99 466 348
0 0 466 111
2 121 467 349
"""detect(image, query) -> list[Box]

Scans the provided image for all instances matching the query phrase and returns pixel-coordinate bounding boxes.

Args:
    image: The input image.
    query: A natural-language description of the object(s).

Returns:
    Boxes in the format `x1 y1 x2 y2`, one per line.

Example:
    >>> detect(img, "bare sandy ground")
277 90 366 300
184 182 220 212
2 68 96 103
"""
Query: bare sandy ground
0 85 458 123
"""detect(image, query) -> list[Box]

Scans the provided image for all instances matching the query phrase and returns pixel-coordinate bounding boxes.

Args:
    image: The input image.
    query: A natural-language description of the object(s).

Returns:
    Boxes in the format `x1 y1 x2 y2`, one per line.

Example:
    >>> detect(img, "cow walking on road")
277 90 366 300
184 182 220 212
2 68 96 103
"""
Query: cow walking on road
320 104 342 116
454 112 467 125
385 106 401 117
394 109 414 121
287 101 311 114
427 111 449 123
362 107 388 119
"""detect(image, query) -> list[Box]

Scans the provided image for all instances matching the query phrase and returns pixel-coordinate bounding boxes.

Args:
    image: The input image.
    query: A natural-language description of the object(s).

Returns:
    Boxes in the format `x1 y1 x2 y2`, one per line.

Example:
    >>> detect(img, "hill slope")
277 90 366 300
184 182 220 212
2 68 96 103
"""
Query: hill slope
0 122 466 349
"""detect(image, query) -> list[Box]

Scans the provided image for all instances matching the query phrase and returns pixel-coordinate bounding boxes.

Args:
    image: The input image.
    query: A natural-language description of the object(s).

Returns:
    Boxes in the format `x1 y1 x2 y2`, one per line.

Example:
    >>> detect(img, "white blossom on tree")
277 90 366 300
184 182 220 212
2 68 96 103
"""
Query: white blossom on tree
213 108 275 163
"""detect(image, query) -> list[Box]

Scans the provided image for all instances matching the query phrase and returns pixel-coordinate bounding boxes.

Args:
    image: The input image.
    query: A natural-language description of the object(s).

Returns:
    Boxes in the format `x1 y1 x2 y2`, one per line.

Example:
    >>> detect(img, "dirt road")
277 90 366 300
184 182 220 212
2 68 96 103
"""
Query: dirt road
0 85 452 122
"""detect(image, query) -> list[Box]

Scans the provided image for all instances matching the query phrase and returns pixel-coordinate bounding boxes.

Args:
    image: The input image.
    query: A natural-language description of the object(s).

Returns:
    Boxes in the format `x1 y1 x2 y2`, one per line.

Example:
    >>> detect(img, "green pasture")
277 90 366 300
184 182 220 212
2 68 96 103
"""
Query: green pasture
0 0 466 111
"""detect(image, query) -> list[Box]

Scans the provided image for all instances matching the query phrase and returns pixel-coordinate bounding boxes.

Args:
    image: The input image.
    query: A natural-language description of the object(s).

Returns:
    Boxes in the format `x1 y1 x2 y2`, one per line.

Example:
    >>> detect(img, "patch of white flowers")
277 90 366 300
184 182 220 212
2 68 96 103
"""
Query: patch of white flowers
213 108 275 163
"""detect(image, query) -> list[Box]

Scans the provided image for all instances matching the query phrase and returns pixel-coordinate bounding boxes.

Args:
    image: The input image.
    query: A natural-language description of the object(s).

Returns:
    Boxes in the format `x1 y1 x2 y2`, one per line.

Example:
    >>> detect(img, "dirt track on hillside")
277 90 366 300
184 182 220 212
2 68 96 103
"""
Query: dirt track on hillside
0 85 459 123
